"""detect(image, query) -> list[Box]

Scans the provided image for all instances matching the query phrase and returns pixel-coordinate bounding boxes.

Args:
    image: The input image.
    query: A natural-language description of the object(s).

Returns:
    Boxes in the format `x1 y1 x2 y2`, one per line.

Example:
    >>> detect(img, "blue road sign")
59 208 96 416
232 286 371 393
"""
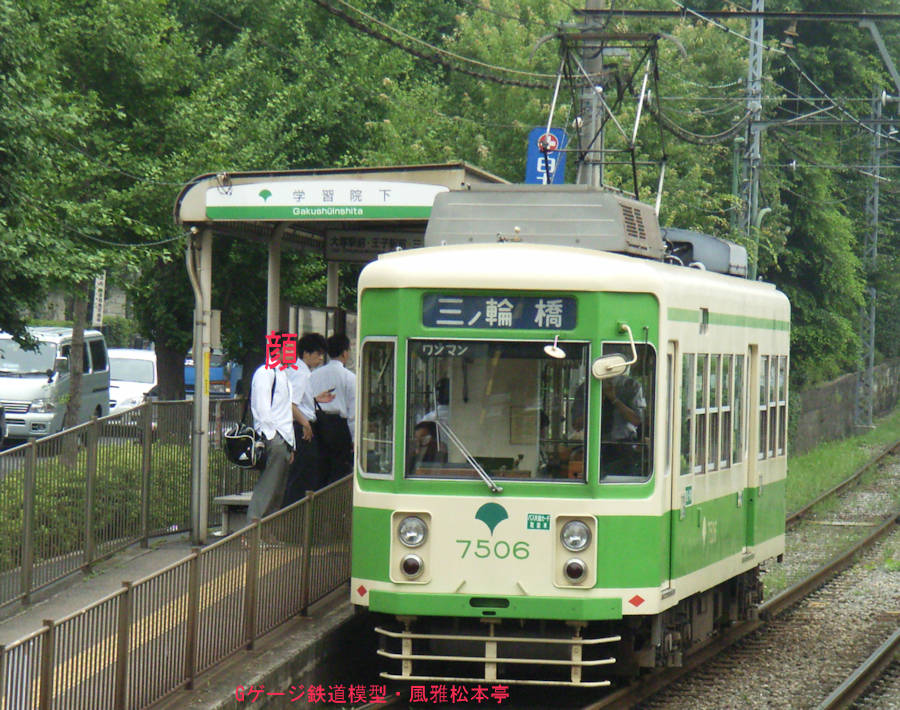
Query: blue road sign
525 127 568 184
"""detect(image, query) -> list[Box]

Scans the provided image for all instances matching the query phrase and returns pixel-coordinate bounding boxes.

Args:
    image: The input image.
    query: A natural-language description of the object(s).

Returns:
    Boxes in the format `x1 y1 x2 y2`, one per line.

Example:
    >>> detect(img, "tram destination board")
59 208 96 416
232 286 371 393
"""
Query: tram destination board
423 294 576 330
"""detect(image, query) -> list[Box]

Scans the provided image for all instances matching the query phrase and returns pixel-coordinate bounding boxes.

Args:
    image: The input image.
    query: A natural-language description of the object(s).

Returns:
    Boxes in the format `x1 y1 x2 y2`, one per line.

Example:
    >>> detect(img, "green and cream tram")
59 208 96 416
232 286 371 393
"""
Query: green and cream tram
351 185 789 687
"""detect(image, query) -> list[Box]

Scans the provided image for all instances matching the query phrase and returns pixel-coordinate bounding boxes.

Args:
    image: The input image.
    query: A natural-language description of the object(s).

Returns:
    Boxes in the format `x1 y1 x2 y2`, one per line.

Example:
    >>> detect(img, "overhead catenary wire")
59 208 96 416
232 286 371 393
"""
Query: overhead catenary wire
309 0 556 89
667 1 900 147
456 0 556 29
0 173 185 248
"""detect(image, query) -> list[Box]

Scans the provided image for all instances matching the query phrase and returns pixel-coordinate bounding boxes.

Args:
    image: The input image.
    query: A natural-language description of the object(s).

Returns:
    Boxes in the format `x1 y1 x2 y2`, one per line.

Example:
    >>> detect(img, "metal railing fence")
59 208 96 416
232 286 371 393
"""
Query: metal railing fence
0 398 254 609
0 478 352 710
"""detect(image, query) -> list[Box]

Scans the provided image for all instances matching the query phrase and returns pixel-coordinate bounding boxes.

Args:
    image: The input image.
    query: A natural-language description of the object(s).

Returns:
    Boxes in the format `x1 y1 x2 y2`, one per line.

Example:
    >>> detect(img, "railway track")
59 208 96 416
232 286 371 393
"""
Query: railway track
582 440 900 710
816 627 900 709
348 442 900 709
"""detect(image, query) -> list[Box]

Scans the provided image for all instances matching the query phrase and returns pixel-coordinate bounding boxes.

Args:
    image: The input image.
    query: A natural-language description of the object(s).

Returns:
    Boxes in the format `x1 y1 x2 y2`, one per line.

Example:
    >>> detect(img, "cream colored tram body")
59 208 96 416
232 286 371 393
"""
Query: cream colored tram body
351 186 789 687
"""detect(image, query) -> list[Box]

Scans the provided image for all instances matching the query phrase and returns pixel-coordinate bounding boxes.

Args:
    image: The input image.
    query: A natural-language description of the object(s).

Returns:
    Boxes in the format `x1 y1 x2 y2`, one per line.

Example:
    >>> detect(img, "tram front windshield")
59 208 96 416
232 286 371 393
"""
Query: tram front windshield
406 339 589 482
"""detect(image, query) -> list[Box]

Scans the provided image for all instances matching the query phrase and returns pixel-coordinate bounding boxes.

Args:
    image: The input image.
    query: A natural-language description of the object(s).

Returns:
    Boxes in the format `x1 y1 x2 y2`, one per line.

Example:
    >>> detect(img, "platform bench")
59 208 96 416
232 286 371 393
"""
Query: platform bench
213 492 252 536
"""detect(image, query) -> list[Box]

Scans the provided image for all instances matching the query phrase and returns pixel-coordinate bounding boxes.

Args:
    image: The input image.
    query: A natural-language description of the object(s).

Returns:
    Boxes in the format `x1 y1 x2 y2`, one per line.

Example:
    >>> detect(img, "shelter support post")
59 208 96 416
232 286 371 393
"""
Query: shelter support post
189 227 213 544
267 225 285 334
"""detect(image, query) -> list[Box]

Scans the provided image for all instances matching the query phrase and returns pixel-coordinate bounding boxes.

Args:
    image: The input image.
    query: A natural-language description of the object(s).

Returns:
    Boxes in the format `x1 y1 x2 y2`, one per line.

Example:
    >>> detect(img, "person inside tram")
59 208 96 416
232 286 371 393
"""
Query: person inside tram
600 370 646 474
546 386 586 479
406 420 446 475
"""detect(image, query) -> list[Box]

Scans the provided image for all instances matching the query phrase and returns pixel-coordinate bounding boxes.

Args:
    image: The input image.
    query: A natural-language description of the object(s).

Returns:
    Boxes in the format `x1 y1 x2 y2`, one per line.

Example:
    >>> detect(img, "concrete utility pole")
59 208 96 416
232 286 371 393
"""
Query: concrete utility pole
577 0 605 187
740 0 765 279
854 21 900 429
854 97 883 429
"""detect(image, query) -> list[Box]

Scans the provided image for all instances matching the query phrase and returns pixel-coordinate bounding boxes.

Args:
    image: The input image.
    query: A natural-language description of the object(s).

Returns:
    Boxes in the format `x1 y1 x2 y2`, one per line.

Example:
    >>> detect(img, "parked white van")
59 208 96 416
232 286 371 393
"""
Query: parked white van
108 348 157 416
0 327 110 440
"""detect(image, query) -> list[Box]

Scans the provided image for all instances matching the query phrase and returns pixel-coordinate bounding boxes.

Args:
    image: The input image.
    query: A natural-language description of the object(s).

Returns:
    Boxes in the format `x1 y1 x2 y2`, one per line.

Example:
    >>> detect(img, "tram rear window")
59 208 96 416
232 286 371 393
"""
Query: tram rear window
406 339 589 482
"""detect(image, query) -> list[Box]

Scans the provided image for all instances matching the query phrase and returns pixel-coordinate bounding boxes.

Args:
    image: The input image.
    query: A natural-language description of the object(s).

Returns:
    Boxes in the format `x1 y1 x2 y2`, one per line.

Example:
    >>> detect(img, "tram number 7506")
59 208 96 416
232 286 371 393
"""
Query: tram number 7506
456 539 530 560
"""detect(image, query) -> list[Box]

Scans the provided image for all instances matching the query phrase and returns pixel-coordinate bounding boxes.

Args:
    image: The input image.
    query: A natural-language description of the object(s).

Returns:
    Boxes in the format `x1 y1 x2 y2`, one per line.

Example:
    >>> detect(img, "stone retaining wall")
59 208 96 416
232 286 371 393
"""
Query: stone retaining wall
792 358 900 455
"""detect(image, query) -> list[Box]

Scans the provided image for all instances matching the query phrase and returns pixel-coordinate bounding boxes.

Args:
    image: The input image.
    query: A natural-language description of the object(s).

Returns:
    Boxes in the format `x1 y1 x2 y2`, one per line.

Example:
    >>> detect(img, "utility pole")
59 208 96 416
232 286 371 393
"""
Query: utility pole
740 0 765 279
577 0 604 187
854 96 882 429
854 21 899 429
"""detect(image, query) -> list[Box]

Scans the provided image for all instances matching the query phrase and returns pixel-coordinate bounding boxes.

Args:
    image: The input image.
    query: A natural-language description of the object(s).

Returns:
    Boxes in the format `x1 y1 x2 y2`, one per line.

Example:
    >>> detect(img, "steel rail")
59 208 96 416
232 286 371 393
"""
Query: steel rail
816 627 900 709
759 511 900 620
583 508 899 708
786 438 900 527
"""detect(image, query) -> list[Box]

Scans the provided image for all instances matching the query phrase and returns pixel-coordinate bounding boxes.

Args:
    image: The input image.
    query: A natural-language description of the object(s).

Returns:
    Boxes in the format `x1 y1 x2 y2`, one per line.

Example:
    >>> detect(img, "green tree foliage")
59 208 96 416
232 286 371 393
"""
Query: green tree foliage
2 0 897 396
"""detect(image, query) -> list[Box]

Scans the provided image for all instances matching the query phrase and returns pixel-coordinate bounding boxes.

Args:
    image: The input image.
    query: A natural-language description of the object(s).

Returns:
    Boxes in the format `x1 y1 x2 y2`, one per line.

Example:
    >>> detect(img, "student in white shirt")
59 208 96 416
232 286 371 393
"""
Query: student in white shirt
309 333 356 485
282 333 334 505
246 354 298 524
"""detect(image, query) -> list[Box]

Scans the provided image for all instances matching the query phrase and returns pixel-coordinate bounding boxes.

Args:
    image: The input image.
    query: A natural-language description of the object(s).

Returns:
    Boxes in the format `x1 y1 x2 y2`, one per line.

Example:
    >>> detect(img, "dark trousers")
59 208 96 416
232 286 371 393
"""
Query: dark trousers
314 413 353 486
282 423 321 506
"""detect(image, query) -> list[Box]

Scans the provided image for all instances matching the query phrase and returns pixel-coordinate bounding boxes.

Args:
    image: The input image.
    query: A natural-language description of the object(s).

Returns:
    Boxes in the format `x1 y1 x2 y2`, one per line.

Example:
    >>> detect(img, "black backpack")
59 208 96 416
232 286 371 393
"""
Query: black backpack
223 373 276 470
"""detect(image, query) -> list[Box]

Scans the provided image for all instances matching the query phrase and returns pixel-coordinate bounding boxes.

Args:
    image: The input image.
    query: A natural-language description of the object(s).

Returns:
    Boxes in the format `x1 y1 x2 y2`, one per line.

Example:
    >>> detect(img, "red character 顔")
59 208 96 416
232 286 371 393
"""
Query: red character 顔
265 332 283 369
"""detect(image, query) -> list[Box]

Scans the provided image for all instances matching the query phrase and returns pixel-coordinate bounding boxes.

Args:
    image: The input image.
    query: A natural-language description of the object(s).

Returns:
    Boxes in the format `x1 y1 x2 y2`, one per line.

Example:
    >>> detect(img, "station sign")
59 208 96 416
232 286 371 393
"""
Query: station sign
525 127 568 185
205 181 448 220
423 294 576 330
325 230 424 262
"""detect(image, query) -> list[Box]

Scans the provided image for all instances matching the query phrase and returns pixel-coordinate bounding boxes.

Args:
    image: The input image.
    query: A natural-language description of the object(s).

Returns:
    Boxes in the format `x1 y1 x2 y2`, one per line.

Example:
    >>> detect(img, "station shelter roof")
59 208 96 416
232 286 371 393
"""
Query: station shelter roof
173 162 508 260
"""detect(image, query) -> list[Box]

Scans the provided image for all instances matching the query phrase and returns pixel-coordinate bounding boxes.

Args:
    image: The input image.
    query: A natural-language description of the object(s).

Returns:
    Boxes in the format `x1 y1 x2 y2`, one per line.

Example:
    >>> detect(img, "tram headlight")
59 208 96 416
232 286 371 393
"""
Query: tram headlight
401 554 424 579
563 558 587 583
398 516 428 548
560 520 591 552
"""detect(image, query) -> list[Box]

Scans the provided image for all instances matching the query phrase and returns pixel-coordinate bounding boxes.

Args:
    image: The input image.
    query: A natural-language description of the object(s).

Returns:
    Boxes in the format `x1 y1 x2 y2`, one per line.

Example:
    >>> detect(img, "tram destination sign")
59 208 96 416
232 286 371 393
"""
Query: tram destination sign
423 294 576 330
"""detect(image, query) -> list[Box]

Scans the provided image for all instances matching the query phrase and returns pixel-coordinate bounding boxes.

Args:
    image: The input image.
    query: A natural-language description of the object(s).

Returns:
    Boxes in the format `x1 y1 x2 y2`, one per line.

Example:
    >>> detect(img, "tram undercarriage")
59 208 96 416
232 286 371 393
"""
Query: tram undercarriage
374 568 762 688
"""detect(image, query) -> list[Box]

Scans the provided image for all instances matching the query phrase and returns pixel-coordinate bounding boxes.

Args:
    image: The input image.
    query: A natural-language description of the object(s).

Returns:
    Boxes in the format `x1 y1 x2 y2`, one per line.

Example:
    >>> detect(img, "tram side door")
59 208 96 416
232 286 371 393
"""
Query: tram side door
744 345 759 550
666 341 681 589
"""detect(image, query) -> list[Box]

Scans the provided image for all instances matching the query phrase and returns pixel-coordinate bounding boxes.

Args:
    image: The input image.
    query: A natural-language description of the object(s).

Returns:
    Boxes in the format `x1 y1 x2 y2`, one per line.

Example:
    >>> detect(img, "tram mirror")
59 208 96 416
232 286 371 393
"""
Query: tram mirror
543 335 566 359
53 356 69 374
591 354 628 380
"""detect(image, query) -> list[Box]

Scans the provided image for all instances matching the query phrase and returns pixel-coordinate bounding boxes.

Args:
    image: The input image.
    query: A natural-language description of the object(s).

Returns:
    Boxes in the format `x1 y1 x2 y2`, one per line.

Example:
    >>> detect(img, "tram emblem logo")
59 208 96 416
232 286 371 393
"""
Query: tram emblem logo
475 503 508 535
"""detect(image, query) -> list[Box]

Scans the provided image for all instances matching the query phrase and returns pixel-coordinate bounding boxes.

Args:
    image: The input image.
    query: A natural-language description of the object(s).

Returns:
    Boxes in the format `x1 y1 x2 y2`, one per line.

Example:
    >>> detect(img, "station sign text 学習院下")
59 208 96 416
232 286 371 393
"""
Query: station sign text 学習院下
423 295 576 330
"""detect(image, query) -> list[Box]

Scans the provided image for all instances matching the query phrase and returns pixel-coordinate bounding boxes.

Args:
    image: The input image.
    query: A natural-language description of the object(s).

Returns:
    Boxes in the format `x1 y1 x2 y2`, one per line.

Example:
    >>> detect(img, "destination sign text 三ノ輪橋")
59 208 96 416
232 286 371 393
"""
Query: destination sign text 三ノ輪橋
423 295 576 330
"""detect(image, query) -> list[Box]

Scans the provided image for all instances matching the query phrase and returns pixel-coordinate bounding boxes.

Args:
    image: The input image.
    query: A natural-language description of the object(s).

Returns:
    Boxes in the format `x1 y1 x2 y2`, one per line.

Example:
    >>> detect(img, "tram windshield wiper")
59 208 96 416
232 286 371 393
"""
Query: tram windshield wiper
436 420 503 494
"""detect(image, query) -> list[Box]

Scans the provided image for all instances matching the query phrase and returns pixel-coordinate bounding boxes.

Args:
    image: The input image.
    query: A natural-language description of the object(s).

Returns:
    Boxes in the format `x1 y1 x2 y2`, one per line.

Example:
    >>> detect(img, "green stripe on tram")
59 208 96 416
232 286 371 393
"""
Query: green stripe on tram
668 307 789 332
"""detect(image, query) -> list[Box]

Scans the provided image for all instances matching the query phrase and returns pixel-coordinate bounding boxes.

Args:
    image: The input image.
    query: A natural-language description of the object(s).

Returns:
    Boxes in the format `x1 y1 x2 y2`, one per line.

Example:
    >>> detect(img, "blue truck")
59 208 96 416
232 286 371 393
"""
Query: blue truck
184 349 232 396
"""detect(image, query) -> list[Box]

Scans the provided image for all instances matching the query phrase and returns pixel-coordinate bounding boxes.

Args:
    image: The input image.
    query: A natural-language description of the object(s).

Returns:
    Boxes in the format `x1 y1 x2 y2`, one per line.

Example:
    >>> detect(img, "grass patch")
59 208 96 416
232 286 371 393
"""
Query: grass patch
786 405 900 513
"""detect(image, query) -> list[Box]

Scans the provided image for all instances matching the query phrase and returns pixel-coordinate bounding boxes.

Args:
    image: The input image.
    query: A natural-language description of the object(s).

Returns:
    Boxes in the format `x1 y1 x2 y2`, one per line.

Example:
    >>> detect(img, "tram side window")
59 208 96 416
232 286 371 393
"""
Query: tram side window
694 354 707 474
720 355 732 469
599 342 654 481
359 340 395 475
708 355 720 471
777 356 788 455
680 354 694 476
768 356 777 458
758 355 770 460
733 354 744 464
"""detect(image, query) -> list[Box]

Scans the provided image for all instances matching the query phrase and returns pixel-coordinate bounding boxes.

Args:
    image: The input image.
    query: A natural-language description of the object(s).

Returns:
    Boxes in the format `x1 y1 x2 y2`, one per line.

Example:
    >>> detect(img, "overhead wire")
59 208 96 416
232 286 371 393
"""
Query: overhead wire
670 1 900 147
0 173 185 248
456 0 556 29
313 0 557 87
